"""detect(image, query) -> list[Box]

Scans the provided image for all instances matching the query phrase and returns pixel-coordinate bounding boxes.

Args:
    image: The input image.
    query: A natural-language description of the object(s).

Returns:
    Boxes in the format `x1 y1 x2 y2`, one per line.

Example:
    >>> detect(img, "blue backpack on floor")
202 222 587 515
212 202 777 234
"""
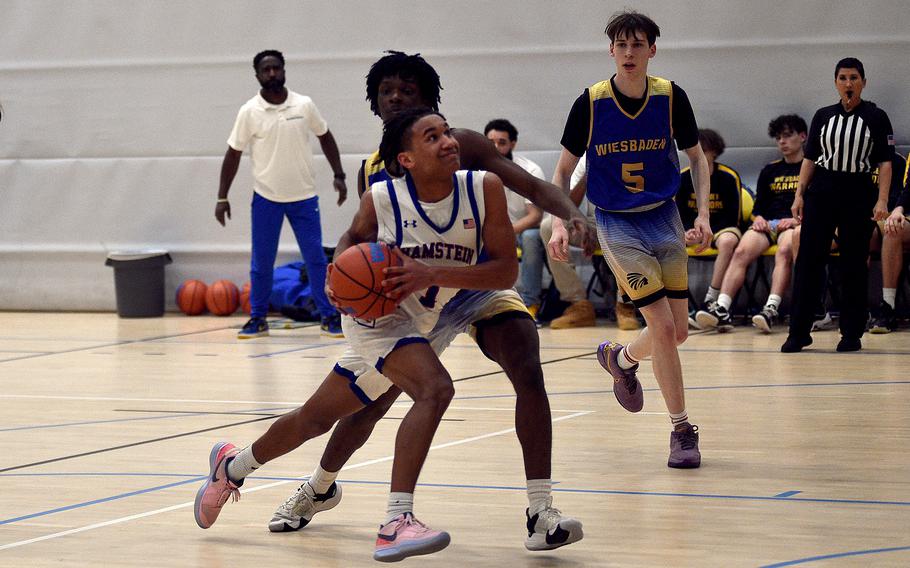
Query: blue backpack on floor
269 262 318 321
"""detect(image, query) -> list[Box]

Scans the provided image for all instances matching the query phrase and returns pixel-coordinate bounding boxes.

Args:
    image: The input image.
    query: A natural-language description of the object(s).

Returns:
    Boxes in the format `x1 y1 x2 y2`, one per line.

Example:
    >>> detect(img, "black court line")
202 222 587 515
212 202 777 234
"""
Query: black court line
0 324 239 364
0 415 275 473
452 352 594 383
114 409 282 417
114 408 464 422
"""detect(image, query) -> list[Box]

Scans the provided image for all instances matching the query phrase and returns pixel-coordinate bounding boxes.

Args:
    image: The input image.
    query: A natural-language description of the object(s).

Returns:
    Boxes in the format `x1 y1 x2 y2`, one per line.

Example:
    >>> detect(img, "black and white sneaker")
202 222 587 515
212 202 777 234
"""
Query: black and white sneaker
869 301 897 334
525 498 584 551
268 481 342 532
696 304 733 332
752 305 779 333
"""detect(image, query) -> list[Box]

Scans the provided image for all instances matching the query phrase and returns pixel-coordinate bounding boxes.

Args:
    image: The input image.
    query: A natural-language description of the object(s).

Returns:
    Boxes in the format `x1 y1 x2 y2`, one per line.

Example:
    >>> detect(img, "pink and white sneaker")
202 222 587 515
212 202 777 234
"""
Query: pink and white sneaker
373 513 450 562
193 441 241 529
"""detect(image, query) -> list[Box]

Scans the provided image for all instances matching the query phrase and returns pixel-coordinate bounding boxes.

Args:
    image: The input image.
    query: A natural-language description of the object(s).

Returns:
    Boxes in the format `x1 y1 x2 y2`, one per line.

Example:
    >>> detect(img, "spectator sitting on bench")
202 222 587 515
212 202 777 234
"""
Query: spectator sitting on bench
696 115 806 333
674 129 743 329
484 119 546 317
870 152 910 333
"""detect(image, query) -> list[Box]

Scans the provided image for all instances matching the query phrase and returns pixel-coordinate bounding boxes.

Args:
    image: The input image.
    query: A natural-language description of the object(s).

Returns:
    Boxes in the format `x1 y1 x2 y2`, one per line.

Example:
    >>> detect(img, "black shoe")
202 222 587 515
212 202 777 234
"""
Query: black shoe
836 337 862 352
695 304 733 332
781 335 812 353
869 301 897 334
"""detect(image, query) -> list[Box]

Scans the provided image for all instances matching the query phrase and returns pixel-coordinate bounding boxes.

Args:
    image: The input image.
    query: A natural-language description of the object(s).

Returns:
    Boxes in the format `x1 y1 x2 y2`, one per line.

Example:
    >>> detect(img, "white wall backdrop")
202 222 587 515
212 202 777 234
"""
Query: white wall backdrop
2 1 909 310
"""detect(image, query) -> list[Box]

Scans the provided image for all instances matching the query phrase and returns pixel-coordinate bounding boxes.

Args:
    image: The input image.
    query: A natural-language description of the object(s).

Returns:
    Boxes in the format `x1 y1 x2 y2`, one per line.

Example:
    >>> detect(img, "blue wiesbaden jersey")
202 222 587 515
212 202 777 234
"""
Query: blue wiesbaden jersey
585 76 681 212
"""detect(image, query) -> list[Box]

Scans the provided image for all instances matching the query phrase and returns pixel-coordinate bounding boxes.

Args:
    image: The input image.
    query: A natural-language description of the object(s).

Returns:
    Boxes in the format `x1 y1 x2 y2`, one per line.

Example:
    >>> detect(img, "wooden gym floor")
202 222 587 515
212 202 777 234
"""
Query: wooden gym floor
0 311 908 567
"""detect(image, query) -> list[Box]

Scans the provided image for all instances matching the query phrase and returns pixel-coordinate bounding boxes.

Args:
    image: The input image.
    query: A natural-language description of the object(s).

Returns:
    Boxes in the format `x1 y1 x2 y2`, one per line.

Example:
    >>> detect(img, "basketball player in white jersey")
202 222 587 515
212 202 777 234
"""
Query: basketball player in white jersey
193 107 517 563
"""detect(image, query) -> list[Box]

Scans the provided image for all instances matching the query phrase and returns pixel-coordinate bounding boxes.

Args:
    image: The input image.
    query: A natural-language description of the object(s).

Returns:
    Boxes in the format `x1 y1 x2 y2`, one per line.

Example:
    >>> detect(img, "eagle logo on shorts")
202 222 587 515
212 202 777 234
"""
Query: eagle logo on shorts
626 272 649 291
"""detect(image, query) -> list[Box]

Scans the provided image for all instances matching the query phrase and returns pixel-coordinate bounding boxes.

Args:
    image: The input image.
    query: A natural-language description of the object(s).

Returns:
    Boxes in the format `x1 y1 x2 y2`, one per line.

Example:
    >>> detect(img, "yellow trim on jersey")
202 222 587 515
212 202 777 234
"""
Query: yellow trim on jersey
363 150 384 190
901 152 909 188
585 76 673 161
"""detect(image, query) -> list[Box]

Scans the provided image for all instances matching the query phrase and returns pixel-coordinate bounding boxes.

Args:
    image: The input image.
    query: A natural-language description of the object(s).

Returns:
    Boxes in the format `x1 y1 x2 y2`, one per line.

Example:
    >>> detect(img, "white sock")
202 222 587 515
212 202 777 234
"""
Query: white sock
526 479 552 516
227 446 262 484
883 288 897 309
308 464 339 494
705 286 720 304
765 294 782 311
669 410 689 428
385 492 414 524
618 345 639 370
717 294 732 311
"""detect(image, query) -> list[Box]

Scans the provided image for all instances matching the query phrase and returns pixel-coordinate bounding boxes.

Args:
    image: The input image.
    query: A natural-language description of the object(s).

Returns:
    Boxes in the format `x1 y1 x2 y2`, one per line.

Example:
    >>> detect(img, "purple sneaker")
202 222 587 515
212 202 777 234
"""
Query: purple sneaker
668 424 701 469
597 341 644 413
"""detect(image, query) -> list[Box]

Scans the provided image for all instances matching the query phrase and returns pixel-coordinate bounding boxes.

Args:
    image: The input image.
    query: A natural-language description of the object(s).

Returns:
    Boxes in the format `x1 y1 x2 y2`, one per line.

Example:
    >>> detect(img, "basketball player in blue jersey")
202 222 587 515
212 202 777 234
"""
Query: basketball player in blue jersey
550 10 712 469
193 107 519 562
266 51 584 551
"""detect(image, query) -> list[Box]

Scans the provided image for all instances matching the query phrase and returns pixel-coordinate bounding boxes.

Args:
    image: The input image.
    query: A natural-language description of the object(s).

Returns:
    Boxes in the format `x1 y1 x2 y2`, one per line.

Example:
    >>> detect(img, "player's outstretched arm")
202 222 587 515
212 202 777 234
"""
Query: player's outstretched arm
454 128 588 231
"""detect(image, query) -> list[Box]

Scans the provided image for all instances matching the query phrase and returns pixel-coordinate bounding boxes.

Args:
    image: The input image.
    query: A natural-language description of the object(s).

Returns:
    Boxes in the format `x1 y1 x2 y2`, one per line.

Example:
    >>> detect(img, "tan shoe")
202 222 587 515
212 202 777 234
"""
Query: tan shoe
615 302 641 330
550 300 596 329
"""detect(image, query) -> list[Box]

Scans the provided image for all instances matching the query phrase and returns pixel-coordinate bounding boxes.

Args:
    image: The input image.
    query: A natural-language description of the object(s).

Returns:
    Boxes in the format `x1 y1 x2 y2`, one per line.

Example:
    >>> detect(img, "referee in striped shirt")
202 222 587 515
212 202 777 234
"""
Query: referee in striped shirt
783 57 893 353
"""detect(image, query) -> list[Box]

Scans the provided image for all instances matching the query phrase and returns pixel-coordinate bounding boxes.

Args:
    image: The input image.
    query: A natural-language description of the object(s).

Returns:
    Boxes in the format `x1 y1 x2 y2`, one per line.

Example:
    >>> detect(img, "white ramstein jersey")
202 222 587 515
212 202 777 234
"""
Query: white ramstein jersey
369 170 487 333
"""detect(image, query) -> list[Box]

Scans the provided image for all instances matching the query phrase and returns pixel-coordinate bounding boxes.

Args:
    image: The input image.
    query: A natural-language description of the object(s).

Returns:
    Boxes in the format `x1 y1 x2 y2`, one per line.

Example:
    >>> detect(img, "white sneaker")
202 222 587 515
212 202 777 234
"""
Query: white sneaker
811 312 836 331
268 481 342 532
524 498 584 551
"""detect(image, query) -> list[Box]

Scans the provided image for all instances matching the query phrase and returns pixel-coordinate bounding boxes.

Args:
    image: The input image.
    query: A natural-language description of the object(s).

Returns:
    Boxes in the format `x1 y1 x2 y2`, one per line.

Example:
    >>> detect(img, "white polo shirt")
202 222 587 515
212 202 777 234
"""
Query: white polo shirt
504 154 545 224
227 90 328 203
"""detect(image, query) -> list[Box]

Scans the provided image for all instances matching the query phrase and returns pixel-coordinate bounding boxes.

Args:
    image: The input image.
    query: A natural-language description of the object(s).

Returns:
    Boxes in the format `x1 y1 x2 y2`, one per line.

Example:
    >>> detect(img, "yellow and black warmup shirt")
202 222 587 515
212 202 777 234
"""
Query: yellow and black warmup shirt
675 162 742 232
873 152 907 210
361 150 390 196
805 100 893 176
561 77 698 210
897 154 910 211
753 159 800 220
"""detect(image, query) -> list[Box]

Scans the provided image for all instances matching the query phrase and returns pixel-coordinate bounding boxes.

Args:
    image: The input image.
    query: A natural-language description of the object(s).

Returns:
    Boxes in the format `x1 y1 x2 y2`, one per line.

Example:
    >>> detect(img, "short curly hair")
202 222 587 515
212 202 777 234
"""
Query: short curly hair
366 51 442 117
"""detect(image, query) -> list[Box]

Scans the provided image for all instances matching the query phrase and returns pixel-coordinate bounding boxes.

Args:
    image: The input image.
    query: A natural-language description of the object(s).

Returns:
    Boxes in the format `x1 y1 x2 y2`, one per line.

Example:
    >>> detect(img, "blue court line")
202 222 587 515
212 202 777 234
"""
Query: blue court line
0 476 205 526
760 545 910 567
0 406 293 433
775 490 802 498
2 472 908 527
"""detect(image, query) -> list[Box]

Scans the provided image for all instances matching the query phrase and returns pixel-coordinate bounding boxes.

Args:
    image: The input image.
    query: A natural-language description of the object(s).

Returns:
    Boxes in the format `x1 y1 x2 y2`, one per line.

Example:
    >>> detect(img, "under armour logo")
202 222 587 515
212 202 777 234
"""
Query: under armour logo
402 219 418 228
626 272 649 290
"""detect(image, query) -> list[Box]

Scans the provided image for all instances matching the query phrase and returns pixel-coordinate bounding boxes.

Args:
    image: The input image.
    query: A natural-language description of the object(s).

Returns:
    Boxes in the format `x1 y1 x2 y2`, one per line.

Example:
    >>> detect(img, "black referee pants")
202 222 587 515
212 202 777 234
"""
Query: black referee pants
789 169 876 340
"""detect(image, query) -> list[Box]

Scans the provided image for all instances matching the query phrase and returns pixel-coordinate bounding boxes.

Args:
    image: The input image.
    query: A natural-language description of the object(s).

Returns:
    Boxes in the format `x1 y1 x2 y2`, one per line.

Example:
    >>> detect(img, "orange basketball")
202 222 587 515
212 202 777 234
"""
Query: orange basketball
239 282 251 315
205 279 240 316
176 279 208 315
329 242 401 319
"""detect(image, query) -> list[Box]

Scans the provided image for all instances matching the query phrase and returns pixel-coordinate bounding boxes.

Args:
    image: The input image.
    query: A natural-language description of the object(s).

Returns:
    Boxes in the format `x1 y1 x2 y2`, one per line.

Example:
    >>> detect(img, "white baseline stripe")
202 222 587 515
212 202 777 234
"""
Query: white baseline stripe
0 411 593 551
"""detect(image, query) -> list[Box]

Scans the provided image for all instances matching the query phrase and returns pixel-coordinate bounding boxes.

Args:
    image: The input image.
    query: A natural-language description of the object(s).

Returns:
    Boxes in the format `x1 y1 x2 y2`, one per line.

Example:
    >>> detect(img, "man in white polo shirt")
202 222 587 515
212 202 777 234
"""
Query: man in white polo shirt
216 49 347 339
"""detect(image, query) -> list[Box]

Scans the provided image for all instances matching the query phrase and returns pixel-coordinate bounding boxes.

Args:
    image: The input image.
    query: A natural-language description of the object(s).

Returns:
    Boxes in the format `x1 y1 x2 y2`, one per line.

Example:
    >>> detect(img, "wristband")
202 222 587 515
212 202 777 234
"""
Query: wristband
334 173 346 179
217 198 229 203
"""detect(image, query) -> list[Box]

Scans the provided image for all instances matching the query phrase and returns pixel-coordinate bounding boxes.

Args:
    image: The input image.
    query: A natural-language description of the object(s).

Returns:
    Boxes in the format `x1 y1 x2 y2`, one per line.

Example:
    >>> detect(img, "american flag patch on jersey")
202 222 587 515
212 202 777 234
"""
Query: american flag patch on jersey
463 218 476 229
888 134 895 146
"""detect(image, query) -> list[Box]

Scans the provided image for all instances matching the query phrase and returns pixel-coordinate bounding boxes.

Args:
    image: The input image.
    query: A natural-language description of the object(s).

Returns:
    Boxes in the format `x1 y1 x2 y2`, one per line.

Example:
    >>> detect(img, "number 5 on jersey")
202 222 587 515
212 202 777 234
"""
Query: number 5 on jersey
622 162 645 193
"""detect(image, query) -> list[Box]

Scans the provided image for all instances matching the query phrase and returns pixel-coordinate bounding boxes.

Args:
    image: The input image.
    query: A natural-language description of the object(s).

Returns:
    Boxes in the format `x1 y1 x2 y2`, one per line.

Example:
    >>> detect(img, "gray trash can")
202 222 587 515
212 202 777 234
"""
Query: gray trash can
105 250 173 317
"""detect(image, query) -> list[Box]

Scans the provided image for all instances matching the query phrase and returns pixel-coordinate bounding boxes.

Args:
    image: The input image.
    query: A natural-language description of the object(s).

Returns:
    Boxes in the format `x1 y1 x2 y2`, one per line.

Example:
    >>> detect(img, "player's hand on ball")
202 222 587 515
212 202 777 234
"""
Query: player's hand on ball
382 249 434 300
325 263 342 309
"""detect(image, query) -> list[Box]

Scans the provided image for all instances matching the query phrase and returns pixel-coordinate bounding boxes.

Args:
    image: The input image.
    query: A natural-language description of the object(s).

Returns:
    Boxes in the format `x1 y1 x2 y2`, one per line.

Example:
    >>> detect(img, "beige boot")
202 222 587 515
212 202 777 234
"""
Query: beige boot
550 300 596 329
615 302 641 330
